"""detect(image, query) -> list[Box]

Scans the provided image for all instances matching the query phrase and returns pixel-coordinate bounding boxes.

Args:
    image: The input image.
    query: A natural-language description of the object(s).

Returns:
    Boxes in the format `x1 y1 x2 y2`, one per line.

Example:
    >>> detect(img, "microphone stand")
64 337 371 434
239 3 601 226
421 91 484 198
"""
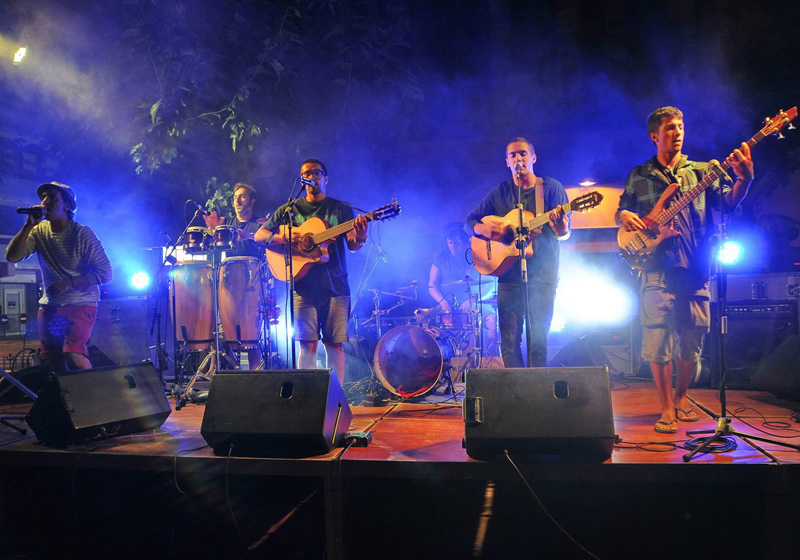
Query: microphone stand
265 180 306 369
683 178 800 461
515 169 532 367
152 209 202 409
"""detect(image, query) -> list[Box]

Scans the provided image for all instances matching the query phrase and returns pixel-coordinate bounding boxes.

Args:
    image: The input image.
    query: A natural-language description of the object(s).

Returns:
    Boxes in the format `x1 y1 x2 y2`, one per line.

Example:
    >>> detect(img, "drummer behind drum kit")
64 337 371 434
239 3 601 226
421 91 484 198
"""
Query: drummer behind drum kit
169 225 280 402
366 276 499 399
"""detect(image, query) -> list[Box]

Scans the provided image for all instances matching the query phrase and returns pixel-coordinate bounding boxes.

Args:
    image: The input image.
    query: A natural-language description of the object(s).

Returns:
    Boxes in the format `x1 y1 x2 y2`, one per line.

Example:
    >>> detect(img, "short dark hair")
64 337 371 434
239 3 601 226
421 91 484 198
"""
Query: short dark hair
647 106 683 135
505 137 535 157
302 158 328 176
232 182 257 203
442 221 468 242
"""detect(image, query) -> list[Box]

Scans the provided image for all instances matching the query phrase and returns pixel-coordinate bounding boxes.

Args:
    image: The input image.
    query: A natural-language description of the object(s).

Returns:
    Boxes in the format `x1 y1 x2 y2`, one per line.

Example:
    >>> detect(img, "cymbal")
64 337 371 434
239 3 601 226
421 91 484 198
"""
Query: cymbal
396 283 425 291
442 276 479 287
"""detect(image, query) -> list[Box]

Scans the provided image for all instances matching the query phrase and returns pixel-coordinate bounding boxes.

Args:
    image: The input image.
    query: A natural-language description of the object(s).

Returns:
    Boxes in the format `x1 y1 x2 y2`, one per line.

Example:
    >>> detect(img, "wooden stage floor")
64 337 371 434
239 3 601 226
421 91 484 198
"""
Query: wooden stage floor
2 376 800 559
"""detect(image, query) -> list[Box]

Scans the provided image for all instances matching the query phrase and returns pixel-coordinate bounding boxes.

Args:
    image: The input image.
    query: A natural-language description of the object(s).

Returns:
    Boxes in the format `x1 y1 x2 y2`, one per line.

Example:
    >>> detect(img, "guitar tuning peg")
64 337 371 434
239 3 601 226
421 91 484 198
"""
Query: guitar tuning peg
789 123 796 130
777 132 786 139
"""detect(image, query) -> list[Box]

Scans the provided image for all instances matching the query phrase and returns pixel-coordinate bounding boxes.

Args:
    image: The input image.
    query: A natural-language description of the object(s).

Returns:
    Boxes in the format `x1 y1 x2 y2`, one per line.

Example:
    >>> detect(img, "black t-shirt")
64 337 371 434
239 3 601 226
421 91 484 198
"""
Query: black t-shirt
260 196 354 297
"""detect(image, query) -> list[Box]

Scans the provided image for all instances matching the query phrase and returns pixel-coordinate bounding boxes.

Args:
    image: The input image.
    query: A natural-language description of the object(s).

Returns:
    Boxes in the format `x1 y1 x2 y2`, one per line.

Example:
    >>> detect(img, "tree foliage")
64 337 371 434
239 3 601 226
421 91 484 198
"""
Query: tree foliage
117 0 422 198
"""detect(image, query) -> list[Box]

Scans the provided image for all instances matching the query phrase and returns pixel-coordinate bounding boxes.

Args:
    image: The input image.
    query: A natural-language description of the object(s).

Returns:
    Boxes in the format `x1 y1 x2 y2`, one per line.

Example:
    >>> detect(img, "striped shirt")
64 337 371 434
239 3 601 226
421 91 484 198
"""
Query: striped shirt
22 220 113 307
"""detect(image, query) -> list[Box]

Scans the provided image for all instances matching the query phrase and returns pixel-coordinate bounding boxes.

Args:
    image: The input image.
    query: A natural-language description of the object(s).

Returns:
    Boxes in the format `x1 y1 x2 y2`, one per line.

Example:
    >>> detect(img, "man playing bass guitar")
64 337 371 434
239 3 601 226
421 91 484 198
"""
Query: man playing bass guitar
616 106 754 434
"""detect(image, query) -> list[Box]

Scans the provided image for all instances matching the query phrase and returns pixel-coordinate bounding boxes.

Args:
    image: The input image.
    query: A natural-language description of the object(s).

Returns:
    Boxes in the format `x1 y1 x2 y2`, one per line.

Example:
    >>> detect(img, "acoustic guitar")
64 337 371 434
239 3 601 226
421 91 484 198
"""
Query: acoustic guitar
265 199 401 281
471 191 603 277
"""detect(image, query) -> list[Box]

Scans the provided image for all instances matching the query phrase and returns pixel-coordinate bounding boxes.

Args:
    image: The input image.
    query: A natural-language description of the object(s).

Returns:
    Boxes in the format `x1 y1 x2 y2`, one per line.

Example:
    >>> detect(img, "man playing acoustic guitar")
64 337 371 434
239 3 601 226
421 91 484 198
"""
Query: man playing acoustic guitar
256 159 369 386
465 137 570 368
616 106 754 434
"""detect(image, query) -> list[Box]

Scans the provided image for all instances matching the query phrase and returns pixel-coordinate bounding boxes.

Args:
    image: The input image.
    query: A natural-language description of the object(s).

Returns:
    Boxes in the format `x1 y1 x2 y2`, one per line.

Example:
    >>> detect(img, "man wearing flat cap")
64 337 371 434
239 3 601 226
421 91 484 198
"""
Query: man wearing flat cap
6 182 113 371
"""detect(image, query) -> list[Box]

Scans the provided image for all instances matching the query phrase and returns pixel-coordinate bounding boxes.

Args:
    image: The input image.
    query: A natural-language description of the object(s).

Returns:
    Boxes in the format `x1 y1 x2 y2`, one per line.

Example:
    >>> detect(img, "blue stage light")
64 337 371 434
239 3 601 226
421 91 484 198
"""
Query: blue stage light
130 271 151 290
717 240 743 265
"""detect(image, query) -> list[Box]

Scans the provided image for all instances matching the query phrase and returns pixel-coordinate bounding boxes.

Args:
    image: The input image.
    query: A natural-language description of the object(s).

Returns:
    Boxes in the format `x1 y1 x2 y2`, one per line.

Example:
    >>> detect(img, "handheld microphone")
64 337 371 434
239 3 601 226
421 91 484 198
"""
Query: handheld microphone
17 207 43 216
187 200 210 216
298 177 315 186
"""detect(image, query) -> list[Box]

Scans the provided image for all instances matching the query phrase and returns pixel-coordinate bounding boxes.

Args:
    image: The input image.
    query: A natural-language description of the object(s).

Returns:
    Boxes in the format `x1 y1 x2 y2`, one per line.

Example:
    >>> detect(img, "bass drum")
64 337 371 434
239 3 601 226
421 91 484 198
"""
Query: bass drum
374 325 447 398
171 262 214 350
218 256 265 348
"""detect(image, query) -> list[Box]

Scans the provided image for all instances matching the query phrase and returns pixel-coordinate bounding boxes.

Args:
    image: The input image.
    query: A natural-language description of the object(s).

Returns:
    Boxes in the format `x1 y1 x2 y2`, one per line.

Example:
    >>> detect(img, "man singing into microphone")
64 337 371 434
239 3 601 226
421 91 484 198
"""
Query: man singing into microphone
256 159 368 386
6 182 113 371
465 137 570 368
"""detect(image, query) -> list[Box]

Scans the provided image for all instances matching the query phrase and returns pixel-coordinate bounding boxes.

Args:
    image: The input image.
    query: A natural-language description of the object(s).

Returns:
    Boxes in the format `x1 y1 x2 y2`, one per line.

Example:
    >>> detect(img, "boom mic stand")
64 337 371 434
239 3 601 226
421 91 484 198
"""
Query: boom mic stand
683 206 800 461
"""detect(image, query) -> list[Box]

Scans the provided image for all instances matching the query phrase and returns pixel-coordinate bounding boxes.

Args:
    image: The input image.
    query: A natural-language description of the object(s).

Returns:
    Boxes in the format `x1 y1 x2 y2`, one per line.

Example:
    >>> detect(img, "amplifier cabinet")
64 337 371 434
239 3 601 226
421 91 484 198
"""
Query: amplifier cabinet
711 272 800 302
710 300 799 389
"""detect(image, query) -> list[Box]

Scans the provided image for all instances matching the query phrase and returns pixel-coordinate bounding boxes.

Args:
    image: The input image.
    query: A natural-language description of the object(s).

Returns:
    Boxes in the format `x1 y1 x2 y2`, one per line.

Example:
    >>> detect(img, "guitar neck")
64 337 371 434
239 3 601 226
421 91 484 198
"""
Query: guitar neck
310 212 374 245
522 201 573 229
653 130 766 227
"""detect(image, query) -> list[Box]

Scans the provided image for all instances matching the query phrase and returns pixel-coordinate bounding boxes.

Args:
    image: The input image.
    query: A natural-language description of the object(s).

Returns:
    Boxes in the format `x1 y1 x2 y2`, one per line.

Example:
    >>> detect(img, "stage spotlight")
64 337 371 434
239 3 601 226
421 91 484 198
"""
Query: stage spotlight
0 34 28 65
130 271 151 290
717 240 743 265
13 45 27 64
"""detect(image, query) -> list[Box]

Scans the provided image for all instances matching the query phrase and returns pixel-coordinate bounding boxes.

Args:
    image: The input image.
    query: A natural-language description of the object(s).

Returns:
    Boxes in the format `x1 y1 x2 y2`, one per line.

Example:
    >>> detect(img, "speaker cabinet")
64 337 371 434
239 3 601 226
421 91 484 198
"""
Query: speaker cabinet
462 367 615 461
26 362 171 447
200 369 352 457
711 301 798 389
90 297 150 366
753 334 800 401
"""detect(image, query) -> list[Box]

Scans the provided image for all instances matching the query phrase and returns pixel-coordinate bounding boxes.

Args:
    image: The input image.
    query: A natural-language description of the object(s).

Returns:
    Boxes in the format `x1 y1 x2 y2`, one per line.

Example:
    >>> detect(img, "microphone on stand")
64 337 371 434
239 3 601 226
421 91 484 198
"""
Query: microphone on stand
187 200 210 216
17 206 43 216
709 159 734 186
515 161 524 175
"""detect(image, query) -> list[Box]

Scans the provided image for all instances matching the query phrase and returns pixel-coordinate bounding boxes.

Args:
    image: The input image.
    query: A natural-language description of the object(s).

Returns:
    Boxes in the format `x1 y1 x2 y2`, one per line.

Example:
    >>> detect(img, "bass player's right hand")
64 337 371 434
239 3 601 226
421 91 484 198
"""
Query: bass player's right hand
618 210 647 232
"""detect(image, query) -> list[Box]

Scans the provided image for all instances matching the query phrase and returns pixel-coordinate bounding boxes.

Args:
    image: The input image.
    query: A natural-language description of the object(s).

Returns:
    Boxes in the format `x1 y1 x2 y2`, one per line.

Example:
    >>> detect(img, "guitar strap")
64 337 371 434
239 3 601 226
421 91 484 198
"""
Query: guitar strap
535 176 544 216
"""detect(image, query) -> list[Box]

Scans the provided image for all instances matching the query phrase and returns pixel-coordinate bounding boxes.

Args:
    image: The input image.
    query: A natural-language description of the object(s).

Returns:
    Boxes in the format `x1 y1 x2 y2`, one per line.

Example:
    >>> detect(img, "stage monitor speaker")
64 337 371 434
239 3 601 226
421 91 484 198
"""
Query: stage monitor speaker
462 366 615 461
26 362 171 447
90 297 150 366
200 369 352 457
753 334 800 401
712 301 798 389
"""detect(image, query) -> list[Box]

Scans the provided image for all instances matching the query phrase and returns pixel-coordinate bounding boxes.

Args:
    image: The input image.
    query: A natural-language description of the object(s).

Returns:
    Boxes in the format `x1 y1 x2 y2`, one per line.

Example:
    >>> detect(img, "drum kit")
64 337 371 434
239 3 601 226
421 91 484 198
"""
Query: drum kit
363 276 499 399
169 225 280 402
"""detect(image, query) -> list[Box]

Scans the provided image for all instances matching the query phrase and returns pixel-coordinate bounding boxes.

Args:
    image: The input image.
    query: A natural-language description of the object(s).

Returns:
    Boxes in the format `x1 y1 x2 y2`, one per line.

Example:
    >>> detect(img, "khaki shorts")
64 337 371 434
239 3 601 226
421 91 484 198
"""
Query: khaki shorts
640 270 710 364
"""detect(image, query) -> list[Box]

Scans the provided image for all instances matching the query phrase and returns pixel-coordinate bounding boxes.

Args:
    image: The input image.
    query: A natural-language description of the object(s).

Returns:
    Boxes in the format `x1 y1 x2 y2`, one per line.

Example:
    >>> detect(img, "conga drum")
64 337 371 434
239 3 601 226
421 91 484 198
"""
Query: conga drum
218 256 265 348
171 262 214 350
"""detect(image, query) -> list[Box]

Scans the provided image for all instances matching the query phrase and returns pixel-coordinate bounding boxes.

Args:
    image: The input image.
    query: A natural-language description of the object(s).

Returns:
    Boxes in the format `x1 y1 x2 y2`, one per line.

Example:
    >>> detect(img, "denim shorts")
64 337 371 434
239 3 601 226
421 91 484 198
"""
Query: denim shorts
294 293 350 344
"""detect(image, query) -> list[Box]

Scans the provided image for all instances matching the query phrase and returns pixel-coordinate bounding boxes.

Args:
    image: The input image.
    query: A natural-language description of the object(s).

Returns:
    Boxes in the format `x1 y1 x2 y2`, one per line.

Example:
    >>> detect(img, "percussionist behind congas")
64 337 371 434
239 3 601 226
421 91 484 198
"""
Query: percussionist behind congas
202 182 267 258
203 182 270 369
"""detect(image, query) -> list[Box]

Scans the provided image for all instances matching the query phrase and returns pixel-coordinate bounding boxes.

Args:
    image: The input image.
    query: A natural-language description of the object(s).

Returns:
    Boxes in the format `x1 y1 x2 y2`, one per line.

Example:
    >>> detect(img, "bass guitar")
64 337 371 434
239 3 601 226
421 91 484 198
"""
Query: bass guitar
471 191 603 277
265 199 401 281
618 107 797 271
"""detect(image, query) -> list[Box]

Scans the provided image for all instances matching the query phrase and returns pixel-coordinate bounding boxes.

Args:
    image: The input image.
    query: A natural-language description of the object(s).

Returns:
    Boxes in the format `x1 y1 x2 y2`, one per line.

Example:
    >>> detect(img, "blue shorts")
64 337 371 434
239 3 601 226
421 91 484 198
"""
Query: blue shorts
294 293 350 344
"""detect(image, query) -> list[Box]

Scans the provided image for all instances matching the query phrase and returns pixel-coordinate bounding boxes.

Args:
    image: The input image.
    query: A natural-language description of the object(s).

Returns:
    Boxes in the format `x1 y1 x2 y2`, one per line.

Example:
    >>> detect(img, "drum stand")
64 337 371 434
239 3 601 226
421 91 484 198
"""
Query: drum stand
178 248 241 407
